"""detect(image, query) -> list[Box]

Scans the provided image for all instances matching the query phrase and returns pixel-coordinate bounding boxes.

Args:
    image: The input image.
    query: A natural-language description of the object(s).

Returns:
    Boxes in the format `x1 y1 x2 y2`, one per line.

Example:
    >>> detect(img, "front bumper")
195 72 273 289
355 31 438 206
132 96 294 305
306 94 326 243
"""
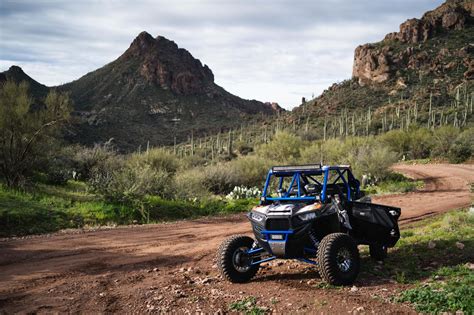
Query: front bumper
251 218 313 258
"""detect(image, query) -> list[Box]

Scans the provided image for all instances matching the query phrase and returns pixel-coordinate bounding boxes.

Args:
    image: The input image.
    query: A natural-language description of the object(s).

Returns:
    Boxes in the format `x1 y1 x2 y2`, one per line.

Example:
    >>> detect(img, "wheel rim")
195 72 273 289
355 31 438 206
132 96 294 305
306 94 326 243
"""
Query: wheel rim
336 248 352 272
232 246 251 272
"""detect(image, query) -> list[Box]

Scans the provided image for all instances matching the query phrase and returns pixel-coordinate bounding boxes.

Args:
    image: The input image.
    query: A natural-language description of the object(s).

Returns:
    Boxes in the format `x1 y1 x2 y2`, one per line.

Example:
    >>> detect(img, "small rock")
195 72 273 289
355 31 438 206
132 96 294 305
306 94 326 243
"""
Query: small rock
201 277 212 284
381 288 388 292
455 242 465 249
350 286 358 292
153 267 159 272
428 240 436 249
179 267 186 272
99 292 106 297
354 306 364 313
466 263 474 270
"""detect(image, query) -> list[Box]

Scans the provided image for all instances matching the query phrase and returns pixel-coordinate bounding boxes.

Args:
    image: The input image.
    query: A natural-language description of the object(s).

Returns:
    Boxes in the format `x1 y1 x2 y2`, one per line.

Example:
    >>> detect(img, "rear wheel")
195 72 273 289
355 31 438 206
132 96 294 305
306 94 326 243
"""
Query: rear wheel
217 235 260 283
369 244 387 261
317 233 360 285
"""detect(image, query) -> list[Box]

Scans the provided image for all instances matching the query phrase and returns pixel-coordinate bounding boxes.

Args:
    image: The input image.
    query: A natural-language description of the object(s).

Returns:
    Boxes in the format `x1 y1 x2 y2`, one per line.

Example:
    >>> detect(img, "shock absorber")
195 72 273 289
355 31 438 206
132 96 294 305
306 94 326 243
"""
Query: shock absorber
308 228 319 249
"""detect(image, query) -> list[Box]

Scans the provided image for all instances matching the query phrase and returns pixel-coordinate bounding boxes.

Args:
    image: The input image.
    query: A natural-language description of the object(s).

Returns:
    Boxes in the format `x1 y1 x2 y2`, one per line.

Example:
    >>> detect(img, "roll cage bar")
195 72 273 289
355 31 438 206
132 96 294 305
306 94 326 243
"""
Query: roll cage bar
261 164 360 203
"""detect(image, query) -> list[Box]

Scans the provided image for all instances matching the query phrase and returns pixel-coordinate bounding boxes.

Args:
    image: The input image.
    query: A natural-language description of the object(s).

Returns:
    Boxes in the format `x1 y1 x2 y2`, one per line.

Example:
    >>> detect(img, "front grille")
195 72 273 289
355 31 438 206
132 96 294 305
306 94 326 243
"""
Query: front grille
252 223 264 240
266 218 290 230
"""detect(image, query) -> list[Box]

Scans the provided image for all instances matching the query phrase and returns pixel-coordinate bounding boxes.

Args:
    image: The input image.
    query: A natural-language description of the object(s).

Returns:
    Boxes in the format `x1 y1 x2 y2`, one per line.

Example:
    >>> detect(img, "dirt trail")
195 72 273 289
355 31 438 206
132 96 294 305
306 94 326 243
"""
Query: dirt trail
0 164 472 314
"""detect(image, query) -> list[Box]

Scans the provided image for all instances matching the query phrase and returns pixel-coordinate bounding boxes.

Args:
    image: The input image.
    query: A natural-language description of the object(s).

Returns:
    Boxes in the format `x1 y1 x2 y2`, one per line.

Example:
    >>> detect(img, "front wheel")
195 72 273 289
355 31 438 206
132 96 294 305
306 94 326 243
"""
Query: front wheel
317 233 360 285
217 235 260 283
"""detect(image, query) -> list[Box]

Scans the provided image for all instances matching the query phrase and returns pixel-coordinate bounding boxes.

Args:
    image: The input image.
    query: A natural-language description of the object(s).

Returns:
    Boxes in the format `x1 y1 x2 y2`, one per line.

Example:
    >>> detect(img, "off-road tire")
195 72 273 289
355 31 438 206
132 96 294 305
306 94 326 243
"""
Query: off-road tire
217 235 259 283
317 233 360 285
369 244 387 261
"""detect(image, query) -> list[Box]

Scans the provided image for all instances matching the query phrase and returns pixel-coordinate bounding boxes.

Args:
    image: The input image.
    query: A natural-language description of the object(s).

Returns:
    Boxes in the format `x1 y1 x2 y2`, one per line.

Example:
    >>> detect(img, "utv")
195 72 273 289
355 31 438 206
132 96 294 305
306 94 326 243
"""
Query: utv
217 164 401 285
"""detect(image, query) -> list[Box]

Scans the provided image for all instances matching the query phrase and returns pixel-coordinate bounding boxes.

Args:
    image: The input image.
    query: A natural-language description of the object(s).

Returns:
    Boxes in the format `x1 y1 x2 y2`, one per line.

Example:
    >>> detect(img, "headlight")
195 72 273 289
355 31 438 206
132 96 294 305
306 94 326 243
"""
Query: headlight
250 212 265 222
298 212 317 221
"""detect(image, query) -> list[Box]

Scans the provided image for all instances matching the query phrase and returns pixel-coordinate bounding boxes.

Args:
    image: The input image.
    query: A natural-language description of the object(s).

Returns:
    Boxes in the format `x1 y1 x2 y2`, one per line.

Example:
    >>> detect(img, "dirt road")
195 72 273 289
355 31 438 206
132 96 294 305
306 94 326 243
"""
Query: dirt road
0 164 472 314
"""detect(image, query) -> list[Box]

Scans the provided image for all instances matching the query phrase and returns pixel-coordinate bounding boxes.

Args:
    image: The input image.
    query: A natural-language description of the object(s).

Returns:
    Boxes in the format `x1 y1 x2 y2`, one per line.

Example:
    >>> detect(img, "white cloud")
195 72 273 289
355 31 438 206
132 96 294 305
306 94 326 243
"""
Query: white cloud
0 0 445 109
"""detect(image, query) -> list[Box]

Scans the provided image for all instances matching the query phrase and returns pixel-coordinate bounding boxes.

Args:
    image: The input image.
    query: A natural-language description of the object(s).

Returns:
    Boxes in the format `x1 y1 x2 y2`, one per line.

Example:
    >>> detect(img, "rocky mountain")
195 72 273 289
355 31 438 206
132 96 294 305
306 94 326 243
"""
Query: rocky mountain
0 65 49 99
286 0 473 134
1 32 282 151
58 32 282 150
353 0 473 86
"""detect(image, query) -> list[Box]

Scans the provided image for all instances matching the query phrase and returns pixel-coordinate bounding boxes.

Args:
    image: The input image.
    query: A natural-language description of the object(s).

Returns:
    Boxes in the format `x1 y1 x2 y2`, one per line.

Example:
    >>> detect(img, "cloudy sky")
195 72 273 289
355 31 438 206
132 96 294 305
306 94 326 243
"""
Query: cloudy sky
0 0 444 109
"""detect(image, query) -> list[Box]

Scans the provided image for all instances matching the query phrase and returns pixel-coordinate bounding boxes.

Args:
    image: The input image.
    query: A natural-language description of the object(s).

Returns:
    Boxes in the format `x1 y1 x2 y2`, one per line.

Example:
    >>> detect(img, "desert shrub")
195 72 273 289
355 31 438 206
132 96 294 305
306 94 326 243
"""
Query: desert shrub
378 129 410 159
44 147 76 185
200 163 241 195
431 126 460 158
231 155 272 188
235 140 254 156
408 127 433 159
178 154 208 170
349 143 398 181
256 131 303 162
73 143 116 180
89 155 174 203
300 140 324 164
173 167 210 200
129 148 179 174
448 128 474 163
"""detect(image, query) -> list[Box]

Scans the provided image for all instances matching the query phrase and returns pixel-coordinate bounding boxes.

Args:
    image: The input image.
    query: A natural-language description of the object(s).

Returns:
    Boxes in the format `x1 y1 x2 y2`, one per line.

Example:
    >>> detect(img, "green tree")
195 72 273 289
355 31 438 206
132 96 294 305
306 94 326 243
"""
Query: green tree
0 80 72 187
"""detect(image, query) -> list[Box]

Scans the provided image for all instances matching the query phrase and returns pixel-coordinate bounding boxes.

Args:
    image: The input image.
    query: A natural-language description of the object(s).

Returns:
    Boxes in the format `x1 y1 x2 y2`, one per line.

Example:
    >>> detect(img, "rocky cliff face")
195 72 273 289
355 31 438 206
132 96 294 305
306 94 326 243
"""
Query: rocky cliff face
122 32 214 95
353 0 473 86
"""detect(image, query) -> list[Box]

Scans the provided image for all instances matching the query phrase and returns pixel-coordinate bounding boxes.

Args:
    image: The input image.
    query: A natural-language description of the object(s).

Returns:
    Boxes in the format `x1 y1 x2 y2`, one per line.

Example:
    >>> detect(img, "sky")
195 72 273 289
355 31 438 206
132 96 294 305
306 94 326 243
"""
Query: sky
0 0 445 109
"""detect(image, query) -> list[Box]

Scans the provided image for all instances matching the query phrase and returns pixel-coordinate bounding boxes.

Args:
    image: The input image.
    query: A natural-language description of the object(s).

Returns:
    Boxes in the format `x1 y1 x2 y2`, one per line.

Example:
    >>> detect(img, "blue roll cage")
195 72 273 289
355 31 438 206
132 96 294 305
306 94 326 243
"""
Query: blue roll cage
261 164 360 203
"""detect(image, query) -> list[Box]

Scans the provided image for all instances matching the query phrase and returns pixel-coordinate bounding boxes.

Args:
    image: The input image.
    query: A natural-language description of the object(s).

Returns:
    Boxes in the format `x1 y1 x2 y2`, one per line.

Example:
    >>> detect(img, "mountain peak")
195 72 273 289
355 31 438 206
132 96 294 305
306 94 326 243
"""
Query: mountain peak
122 31 214 95
127 31 155 54
8 65 25 74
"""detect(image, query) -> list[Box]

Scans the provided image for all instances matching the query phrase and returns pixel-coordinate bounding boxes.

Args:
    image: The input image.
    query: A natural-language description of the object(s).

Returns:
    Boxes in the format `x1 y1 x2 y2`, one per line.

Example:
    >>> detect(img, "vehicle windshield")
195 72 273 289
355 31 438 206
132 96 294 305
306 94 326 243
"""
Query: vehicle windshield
261 166 360 202
265 173 323 199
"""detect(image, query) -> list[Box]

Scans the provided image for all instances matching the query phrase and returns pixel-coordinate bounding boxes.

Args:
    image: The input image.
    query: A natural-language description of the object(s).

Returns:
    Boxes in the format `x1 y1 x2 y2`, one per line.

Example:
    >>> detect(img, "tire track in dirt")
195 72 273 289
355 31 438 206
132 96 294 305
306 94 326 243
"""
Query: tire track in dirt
0 163 472 313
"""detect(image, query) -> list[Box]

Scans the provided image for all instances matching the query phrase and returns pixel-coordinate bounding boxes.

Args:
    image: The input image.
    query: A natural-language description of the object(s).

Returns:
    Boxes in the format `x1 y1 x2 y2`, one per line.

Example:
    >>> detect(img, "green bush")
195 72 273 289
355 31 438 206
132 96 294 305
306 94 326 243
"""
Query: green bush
129 148 179 174
431 126 460 158
231 155 272 188
235 140 254 156
72 143 116 180
379 129 410 159
200 163 241 194
173 167 210 200
256 131 303 162
349 142 398 181
89 155 174 202
448 128 474 163
44 146 77 185
408 127 433 159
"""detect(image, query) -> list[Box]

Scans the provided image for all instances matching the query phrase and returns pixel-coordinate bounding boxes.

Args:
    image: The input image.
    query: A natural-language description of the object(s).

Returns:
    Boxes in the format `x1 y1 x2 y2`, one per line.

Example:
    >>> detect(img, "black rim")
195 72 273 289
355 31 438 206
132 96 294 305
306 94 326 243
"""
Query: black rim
232 246 251 272
336 247 352 272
